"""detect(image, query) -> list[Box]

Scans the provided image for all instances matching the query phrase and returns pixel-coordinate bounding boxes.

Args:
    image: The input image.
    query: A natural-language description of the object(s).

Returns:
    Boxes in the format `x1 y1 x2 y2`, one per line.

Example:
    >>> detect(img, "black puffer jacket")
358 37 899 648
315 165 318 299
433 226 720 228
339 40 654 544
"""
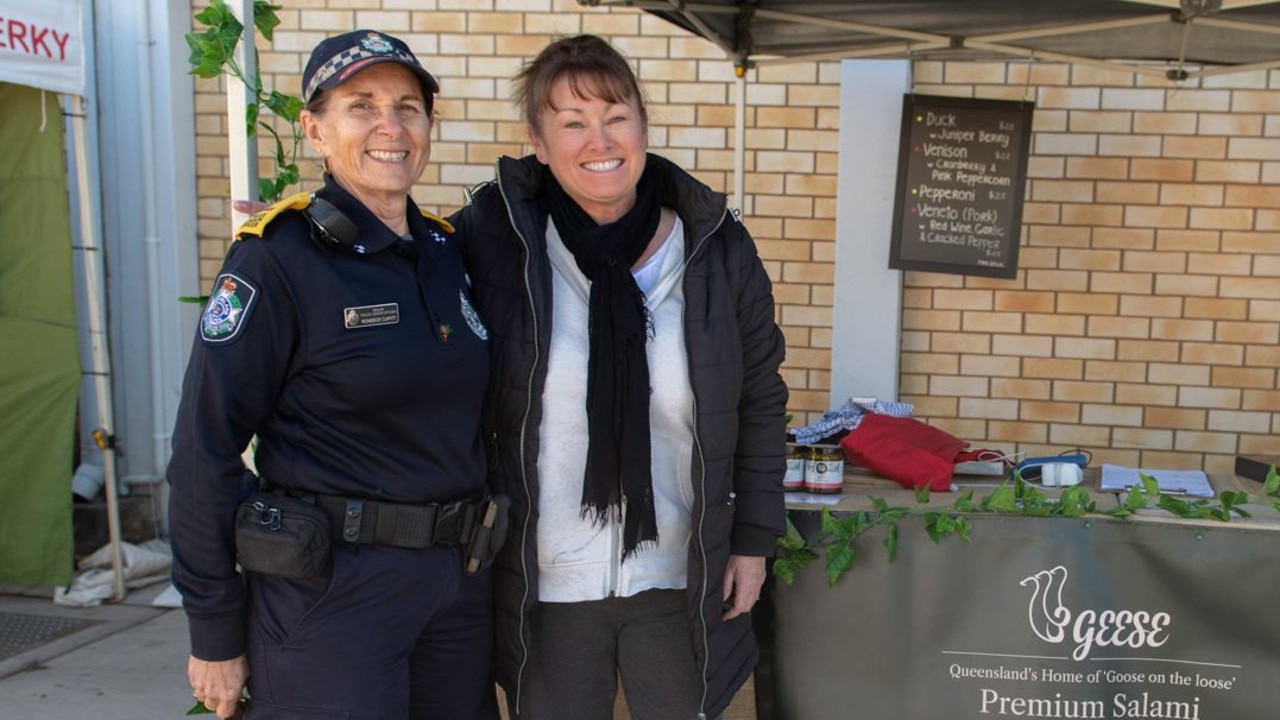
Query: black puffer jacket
452 153 788 719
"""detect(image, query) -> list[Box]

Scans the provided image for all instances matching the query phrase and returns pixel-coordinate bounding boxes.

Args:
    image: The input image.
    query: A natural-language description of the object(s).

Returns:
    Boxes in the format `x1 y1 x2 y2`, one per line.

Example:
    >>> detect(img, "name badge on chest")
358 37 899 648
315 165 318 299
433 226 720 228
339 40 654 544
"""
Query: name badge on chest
343 303 400 329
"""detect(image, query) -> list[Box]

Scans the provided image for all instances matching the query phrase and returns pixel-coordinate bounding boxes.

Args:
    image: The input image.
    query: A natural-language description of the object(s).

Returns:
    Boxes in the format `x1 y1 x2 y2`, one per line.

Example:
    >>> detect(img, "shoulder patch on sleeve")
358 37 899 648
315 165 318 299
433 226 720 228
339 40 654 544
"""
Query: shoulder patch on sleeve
236 192 313 239
419 208 456 235
201 272 258 343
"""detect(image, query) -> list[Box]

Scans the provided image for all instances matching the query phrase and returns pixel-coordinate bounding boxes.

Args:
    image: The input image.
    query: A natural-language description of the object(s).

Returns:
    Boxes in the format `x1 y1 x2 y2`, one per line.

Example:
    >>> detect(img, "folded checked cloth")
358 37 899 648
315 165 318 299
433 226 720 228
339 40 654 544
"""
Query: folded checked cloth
788 397 914 446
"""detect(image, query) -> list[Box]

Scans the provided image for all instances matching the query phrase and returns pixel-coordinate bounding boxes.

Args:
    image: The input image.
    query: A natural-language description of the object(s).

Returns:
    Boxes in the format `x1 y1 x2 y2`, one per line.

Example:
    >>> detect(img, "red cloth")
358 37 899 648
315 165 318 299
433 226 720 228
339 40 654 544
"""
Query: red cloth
839 414 968 491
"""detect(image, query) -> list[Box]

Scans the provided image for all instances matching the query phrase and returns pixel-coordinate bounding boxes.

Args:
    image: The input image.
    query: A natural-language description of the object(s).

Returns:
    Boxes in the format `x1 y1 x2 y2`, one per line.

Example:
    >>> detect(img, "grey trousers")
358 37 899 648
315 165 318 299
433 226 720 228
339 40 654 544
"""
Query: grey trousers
515 588 715 720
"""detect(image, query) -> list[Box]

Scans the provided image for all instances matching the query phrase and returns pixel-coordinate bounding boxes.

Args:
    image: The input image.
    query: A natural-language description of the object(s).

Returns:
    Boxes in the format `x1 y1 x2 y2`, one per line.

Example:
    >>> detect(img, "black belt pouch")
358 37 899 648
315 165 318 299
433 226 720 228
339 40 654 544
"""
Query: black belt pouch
234 492 332 579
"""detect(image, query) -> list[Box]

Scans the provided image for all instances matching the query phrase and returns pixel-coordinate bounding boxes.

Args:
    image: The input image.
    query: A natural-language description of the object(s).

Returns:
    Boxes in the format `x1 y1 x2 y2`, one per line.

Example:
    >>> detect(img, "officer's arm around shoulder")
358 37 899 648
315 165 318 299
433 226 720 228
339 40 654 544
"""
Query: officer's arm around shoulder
448 180 500 256
235 192 313 241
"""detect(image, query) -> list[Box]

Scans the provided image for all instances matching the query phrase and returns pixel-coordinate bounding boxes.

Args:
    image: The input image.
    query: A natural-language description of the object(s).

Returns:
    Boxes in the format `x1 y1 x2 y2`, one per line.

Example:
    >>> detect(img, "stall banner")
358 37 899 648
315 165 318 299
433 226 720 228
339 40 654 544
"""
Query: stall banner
772 513 1280 719
0 82 79 585
0 0 84 96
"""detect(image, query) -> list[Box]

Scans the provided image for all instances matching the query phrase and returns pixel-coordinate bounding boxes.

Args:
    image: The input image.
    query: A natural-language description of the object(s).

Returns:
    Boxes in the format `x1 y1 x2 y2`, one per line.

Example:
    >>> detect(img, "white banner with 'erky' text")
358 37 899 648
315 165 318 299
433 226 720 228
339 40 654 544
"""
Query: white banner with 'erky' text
0 0 84 96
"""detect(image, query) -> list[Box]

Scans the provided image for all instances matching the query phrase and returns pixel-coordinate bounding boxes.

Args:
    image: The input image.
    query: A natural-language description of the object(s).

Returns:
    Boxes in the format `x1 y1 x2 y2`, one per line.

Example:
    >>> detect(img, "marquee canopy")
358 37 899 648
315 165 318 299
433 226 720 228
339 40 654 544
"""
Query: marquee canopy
590 0 1280 79
0 0 123 596
0 0 85 96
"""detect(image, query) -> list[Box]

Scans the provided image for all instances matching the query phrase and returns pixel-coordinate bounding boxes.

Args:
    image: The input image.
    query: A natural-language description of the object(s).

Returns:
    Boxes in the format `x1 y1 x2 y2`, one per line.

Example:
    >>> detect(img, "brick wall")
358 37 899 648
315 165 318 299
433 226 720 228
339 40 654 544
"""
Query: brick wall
906 61 1280 474
191 2 1280 473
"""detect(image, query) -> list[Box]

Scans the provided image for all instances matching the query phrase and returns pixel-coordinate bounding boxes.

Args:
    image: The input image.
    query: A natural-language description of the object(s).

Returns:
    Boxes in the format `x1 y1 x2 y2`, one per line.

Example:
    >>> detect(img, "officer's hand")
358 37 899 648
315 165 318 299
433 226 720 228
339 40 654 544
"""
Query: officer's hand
722 554 766 621
189 654 248 718
233 200 269 216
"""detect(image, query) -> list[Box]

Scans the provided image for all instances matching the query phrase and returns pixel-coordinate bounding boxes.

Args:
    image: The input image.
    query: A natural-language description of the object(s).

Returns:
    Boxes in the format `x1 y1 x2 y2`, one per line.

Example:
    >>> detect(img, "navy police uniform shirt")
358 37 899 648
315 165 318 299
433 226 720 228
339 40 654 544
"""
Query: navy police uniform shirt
167 176 490 661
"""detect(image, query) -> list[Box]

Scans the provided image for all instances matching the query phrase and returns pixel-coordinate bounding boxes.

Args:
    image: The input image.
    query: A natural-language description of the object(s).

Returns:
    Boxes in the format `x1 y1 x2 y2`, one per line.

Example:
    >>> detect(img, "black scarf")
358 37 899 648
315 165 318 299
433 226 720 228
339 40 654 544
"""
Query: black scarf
545 167 661 559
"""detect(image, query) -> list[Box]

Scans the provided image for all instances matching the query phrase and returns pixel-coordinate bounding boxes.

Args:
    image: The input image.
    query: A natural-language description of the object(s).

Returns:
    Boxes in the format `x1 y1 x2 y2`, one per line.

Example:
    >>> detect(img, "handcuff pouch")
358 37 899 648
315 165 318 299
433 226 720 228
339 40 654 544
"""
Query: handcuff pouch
234 492 332 579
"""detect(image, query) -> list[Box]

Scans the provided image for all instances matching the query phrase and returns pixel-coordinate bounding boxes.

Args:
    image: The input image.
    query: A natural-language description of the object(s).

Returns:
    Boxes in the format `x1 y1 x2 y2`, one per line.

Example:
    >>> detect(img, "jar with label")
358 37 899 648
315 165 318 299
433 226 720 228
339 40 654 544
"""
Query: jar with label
804 447 845 494
784 445 807 490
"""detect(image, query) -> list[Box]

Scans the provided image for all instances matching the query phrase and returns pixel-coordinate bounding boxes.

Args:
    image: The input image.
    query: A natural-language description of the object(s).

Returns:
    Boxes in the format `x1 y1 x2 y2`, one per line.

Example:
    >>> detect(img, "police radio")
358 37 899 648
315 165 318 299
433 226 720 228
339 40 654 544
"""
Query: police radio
305 196 360 252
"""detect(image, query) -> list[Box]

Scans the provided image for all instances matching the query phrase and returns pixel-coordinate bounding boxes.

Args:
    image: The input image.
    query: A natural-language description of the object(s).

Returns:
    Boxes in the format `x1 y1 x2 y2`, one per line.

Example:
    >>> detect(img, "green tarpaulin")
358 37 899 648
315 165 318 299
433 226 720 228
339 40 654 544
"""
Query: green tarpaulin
0 82 80 585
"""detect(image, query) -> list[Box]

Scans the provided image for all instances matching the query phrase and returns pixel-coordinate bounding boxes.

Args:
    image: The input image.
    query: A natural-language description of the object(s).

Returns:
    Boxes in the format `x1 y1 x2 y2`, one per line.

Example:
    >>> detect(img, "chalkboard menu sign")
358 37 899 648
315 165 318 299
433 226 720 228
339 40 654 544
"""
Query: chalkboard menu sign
889 95 1034 279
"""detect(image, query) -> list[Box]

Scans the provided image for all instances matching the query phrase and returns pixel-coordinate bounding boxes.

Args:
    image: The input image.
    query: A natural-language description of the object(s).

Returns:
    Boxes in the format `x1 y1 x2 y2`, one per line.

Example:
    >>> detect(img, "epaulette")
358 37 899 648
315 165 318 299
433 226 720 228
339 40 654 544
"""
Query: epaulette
235 192 313 239
421 208 455 234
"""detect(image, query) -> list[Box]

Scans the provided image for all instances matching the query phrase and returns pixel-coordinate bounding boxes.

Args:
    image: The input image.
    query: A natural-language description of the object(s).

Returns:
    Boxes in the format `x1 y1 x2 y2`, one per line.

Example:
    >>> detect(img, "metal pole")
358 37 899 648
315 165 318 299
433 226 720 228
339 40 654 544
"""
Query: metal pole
734 70 746 214
228 0 258 227
67 92 125 602
65 0 125 602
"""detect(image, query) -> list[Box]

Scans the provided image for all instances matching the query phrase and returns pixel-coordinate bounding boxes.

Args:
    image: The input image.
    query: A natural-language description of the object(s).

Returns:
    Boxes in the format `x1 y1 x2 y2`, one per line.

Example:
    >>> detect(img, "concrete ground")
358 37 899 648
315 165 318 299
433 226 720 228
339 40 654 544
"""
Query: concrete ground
0 583 193 720
0 582 757 719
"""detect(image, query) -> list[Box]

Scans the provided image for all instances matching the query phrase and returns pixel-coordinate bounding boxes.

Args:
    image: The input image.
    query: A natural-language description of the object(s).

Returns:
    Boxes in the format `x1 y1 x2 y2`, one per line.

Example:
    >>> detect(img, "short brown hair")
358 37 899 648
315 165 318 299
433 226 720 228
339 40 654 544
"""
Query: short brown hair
513 35 648 133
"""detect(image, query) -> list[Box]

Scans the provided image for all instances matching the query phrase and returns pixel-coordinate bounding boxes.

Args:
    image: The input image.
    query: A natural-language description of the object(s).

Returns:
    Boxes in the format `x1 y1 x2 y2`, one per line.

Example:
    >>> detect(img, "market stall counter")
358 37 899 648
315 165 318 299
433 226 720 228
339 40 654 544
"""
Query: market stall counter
754 469 1280 720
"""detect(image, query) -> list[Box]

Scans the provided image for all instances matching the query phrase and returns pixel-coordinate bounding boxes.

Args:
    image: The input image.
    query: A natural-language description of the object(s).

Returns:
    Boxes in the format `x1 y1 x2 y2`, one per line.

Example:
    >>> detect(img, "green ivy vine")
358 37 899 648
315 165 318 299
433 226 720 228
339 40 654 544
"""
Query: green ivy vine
186 0 303 203
775 464 1280 587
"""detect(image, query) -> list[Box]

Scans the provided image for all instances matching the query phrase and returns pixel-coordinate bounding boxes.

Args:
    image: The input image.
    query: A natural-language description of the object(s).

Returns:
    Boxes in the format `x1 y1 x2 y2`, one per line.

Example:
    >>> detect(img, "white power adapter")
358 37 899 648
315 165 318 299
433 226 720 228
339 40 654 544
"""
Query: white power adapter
1039 462 1083 487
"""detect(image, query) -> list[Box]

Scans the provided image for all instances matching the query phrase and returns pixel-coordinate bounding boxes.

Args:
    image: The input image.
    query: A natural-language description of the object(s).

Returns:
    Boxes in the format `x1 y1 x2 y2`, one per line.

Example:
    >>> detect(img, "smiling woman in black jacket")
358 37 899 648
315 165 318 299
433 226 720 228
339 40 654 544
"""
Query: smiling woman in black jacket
452 35 788 720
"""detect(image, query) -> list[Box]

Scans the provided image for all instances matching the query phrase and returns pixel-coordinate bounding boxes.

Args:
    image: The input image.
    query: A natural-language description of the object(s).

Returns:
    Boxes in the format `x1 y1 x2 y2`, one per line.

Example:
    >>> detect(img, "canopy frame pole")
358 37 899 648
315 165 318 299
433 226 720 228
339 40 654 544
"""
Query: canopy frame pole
962 42 1175 78
657 0 737 57
1187 56 1280 77
63 0 125 602
1118 0 1280 9
67 90 125 602
733 70 745 213
754 7 950 44
971 14 1173 44
1197 15 1280 35
228 0 258 226
753 41 950 66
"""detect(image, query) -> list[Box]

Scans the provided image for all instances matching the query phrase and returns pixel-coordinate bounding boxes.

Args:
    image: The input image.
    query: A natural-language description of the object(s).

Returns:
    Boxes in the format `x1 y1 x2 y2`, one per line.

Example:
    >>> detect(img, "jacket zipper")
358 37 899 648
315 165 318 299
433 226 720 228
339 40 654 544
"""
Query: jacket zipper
687 208 726 720
691 393 710 720
496 167 540 716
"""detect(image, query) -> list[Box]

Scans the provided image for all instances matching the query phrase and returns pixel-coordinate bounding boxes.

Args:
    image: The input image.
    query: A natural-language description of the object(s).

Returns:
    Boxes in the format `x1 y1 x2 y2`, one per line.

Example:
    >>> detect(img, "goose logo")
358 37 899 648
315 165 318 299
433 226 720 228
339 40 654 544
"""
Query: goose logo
1019 566 1172 661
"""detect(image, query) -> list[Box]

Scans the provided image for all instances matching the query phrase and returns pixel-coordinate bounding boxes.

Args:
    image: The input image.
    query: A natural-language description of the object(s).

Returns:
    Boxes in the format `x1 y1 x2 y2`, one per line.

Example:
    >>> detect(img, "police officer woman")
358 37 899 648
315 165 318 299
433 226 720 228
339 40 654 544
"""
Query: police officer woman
168 31 496 720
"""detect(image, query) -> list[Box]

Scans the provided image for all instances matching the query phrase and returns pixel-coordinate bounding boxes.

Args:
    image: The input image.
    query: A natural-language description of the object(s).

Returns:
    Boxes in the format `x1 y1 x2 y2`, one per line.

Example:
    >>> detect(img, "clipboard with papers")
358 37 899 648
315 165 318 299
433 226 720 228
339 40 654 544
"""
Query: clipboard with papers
1099 463 1215 497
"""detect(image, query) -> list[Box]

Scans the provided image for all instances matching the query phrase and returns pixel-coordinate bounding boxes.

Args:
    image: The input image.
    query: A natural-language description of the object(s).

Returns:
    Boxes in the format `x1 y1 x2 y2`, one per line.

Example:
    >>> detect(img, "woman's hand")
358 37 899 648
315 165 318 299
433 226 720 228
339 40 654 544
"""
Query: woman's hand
722 554 767 621
189 654 249 718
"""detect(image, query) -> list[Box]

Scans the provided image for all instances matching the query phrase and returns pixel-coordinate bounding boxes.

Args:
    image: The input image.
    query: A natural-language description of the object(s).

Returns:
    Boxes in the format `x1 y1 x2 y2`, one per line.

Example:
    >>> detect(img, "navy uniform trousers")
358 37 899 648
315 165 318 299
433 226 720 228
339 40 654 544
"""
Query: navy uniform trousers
244 544 496 720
